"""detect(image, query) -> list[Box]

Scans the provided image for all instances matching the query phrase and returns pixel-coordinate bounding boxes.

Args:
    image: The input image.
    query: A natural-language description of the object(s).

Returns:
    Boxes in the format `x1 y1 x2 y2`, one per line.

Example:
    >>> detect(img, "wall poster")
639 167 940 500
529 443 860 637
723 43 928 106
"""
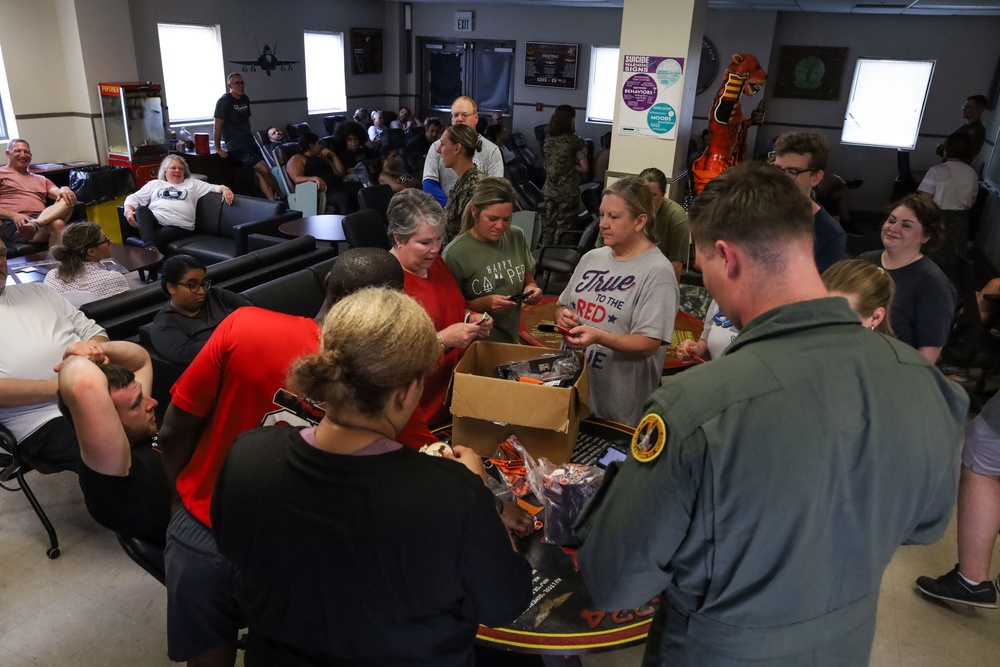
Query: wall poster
351 28 383 75
524 42 578 89
618 55 685 140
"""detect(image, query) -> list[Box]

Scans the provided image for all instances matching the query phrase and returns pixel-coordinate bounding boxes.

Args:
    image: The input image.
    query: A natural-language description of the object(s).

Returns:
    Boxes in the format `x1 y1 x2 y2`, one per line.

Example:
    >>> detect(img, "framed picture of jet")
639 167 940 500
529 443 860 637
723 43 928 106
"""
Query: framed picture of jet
351 28 383 75
229 40 299 77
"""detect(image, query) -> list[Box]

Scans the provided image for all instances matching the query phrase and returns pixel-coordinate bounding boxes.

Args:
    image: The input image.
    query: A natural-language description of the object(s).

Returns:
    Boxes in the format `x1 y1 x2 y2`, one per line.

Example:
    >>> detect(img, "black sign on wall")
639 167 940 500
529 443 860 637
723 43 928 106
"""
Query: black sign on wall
524 42 578 89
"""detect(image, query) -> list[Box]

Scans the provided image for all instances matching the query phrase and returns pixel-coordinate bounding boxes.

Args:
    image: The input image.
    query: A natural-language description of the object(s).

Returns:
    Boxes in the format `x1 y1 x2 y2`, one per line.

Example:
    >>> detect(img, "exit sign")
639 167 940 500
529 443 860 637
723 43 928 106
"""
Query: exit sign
455 11 473 32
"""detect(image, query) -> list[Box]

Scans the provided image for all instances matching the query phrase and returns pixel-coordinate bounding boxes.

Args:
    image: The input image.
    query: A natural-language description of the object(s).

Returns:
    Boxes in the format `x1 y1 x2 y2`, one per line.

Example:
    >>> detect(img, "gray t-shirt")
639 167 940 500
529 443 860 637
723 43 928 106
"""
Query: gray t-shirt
558 246 678 426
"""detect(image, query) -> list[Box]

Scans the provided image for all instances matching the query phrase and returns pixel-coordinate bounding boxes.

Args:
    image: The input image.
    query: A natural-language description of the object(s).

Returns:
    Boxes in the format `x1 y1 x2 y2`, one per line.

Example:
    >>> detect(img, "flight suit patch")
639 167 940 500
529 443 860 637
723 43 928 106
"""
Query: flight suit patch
632 413 667 463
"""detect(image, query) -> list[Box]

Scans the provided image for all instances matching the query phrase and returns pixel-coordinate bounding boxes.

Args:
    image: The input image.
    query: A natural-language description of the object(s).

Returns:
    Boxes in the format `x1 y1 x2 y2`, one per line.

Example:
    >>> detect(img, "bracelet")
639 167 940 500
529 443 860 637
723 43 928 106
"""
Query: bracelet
437 334 451 353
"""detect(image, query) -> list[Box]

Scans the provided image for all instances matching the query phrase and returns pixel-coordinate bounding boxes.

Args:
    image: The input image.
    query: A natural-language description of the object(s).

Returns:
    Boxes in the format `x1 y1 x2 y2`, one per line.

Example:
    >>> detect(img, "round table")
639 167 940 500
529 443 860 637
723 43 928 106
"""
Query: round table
463 419 660 655
279 214 347 243
519 297 705 370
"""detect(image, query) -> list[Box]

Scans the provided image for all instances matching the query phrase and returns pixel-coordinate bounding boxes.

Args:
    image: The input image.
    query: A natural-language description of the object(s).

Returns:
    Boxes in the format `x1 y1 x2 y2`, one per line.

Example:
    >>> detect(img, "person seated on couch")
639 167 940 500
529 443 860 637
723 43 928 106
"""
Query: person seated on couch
1 138 75 249
149 255 249 366
122 155 234 252
43 221 129 298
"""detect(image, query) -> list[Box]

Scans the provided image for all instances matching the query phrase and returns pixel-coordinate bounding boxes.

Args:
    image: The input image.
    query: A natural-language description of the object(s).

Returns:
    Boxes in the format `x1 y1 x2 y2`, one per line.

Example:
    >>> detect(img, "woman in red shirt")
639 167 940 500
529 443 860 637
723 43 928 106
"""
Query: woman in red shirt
387 189 492 428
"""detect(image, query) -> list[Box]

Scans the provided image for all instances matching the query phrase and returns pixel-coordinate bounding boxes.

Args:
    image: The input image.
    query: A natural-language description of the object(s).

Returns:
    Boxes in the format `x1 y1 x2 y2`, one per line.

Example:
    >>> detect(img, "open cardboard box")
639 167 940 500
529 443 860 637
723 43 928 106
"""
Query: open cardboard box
450 342 592 464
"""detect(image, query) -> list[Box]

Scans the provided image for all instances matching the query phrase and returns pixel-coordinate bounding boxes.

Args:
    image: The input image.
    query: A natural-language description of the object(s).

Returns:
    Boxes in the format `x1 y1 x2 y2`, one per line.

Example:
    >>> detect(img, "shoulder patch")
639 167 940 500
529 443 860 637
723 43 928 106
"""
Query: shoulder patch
632 413 667 463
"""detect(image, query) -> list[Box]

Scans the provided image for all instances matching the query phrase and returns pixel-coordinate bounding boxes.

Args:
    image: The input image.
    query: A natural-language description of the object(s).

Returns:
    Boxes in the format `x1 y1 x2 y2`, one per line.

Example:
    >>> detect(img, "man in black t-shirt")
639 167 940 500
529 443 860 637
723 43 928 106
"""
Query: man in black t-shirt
57 342 171 547
213 73 281 201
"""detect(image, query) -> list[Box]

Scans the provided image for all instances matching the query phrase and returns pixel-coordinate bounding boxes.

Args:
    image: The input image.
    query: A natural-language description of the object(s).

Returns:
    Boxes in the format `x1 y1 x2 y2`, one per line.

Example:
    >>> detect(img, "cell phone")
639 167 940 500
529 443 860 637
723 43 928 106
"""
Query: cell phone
597 447 628 468
537 323 575 337
508 292 531 304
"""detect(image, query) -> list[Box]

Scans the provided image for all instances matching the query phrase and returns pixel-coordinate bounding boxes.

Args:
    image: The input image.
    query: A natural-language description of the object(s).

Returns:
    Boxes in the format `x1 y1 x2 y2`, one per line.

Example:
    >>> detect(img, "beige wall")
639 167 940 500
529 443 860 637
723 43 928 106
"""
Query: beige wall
0 0 137 163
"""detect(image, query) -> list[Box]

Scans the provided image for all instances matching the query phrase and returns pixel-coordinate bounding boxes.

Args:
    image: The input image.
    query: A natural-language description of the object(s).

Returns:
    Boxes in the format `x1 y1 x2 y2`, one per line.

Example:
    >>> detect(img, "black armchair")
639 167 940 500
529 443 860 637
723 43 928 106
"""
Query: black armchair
0 423 60 559
535 220 600 294
3 201 87 258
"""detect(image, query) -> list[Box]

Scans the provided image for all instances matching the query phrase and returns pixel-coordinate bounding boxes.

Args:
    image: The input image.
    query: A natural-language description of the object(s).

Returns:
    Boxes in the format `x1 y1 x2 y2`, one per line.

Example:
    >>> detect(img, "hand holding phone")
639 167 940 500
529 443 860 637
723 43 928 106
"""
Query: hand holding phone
537 322 575 337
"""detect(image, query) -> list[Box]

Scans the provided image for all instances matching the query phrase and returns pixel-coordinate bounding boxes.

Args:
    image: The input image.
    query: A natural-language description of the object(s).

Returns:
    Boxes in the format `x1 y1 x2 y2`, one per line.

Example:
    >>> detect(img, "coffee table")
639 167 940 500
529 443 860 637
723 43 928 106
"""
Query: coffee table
279 215 347 244
7 244 163 284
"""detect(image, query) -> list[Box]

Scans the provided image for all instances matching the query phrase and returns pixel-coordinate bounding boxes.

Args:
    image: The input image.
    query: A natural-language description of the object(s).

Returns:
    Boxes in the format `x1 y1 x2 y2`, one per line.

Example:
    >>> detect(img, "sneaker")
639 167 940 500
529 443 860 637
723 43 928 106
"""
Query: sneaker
915 565 998 608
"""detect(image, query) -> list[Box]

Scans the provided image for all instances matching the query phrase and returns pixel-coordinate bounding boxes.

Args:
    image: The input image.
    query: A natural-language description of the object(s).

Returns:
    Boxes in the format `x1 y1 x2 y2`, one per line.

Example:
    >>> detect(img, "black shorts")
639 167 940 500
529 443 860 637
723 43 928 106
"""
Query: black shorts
165 506 245 661
227 144 265 168
16 418 81 474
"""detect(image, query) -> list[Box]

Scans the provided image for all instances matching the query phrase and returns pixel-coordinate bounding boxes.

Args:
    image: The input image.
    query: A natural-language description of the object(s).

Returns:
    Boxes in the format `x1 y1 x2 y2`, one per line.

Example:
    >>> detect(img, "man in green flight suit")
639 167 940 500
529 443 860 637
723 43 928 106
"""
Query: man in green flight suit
576 162 967 666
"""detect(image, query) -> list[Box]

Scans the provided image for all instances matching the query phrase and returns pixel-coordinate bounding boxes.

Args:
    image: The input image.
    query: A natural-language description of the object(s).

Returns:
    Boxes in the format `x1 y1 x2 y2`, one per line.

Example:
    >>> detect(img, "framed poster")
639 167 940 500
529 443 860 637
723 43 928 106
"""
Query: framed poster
351 28 383 75
773 45 848 100
524 42 578 89
617 55 685 140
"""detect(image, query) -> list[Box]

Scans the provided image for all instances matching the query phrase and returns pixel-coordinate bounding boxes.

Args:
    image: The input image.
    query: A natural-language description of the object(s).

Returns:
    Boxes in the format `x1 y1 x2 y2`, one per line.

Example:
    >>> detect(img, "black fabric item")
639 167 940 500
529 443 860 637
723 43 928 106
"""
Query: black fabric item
212 426 532 667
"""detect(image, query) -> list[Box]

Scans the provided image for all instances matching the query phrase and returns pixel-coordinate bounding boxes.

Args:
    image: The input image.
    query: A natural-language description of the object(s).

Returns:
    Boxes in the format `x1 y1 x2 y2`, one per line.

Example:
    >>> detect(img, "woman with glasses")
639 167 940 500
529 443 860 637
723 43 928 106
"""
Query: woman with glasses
149 254 249 365
43 221 129 298
123 155 234 252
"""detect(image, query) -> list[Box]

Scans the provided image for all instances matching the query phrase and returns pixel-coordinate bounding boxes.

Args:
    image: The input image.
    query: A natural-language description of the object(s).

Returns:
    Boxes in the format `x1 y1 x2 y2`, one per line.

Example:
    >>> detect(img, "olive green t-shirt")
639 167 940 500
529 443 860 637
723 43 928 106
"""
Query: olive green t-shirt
442 226 536 344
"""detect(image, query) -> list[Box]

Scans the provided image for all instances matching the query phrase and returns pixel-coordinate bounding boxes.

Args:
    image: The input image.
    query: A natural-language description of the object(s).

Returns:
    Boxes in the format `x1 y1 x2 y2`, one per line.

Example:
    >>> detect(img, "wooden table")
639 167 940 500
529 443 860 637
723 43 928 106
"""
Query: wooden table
453 419 659 655
6 244 163 284
279 215 347 244
519 297 705 370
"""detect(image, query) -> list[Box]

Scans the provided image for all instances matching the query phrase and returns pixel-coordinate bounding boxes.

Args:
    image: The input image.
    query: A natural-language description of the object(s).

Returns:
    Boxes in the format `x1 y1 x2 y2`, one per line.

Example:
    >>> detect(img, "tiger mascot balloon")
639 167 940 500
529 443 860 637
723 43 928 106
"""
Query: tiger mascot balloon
691 54 767 194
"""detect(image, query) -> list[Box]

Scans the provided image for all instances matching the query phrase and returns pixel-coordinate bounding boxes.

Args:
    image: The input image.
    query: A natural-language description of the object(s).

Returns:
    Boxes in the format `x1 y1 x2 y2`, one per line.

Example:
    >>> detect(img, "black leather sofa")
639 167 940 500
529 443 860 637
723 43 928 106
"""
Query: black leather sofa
117 194 302 264
81 235 334 340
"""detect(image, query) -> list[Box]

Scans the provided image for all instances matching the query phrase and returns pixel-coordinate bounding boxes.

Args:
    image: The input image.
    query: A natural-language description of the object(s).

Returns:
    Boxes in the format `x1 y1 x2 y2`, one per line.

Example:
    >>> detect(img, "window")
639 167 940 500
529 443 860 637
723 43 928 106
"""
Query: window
304 31 347 115
841 58 935 151
0 42 17 141
157 23 225 124
587 46 620 124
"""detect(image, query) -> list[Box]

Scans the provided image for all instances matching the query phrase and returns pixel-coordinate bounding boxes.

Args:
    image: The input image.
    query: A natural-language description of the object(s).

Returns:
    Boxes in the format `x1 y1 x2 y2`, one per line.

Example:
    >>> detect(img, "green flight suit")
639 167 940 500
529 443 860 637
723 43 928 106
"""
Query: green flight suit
577 298 967 666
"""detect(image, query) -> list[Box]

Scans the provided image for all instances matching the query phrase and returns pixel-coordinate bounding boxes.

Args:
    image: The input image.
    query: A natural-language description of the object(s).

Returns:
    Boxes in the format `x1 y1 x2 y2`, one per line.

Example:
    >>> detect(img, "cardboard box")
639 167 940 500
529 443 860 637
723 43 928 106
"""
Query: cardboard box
450 342 591 464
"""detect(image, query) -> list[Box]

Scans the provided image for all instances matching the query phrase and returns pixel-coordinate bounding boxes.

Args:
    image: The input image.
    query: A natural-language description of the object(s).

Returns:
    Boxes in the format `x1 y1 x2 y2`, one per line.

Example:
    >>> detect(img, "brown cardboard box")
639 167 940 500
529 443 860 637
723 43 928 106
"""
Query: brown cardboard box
450 342 591 464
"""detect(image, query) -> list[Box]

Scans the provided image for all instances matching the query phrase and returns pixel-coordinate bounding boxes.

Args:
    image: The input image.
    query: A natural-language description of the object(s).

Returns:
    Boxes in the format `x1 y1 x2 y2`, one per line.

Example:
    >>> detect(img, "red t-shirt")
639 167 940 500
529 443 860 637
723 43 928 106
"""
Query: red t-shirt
171 308 322 528
403 255 466 428
0 166 55 216
171 306 438 525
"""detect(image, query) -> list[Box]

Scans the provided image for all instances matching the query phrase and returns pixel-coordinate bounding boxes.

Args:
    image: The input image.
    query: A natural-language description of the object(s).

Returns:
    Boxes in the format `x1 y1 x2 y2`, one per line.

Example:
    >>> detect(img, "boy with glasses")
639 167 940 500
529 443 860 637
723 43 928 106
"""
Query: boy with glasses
771 130 846 272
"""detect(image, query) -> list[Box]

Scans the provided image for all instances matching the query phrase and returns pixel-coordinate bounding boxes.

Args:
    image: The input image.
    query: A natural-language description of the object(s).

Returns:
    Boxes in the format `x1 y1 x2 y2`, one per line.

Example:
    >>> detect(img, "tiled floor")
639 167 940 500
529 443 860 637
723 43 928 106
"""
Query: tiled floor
0 469 997 666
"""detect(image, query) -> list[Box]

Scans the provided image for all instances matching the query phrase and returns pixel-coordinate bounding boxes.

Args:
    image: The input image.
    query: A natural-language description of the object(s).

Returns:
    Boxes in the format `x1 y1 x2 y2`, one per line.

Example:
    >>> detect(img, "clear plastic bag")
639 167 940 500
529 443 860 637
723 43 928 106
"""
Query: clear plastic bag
527 460 603 546
489 435 538 498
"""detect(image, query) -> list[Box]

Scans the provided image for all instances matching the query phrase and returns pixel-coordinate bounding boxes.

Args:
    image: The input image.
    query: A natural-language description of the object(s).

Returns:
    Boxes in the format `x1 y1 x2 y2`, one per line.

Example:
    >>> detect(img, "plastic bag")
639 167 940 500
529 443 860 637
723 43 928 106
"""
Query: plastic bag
528 460 603 546
495 351 581 387
69 165 135 205
489 435 537 498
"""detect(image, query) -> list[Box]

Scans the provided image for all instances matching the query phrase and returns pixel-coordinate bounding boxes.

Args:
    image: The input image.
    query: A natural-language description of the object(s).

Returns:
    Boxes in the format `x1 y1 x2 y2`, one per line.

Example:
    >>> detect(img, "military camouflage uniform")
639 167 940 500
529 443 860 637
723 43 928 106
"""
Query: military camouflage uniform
539 133 586 247
443 167 485 246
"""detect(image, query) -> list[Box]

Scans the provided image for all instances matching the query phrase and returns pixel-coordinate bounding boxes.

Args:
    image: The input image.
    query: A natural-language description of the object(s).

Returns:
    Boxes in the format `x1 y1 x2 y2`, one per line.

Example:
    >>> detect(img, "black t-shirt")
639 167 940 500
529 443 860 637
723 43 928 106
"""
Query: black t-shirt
211 425 532 667
858 251 957 348
78 440 171 547
214 92 254 151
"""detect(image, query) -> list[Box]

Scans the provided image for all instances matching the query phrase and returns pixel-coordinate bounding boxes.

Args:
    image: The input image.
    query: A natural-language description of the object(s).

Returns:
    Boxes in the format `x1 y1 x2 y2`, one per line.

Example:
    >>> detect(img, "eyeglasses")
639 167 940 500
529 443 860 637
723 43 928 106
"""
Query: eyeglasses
230 81 245 86
178 279 212 292
88 236 111 248
451 111 475 120
767 152 816 178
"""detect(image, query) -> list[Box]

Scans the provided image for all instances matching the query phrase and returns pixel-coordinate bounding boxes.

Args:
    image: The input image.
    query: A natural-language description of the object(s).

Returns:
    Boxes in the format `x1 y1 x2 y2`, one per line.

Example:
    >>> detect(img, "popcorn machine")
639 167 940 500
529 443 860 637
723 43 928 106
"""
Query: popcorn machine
98 82 168 187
